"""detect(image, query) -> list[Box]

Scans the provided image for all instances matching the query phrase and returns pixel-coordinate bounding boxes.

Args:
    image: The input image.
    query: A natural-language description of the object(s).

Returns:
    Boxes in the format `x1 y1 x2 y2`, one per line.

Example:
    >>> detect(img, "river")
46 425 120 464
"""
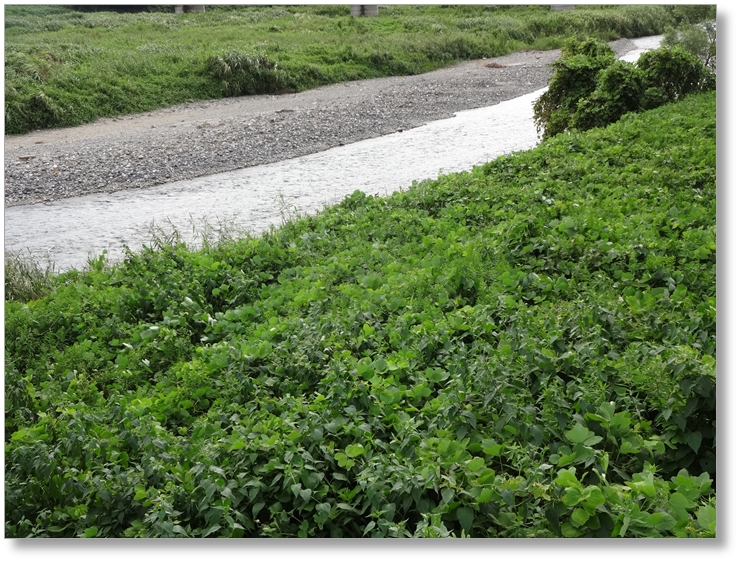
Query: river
4 36 663 272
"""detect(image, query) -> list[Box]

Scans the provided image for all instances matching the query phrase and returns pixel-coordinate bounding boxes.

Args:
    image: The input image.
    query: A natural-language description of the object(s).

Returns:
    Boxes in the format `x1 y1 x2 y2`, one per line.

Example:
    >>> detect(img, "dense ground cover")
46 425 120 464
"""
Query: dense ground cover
4 4 714 134
5 91 716 538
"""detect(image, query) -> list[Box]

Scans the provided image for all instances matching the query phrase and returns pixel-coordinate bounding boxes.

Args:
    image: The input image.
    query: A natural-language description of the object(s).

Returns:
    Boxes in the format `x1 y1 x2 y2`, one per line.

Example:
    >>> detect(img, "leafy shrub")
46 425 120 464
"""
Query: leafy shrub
533 37 615 139
535 39 716 139
572 60 645 131
637 45 715 109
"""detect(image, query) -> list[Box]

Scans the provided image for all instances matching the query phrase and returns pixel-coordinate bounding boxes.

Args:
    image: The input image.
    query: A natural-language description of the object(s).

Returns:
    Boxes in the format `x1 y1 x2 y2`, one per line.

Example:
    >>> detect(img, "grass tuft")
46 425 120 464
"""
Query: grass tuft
4 249 57 303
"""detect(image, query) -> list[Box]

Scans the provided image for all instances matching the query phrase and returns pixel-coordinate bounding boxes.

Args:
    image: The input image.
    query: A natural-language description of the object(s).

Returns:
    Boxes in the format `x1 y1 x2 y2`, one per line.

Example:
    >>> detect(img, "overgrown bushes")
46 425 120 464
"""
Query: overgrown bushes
533 37 716 140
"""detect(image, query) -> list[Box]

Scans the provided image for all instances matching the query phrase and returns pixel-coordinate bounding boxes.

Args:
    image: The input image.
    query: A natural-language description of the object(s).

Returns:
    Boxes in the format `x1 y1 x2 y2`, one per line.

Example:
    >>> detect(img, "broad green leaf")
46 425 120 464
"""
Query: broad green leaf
561 522 581 537
481 439 503 456
619 516 631 537
476 488 495 504
457 506 475 532
345 443 365 458
620 435 643 454
228 438 246 452
561 487 583 507
373 358 388 373
441 488 455 505
202 523 222 538
685 431 702 454
582 486 606 508
363 521 376 536
501 489 515 507
467 457 485 473
696 505 716 531
83 526 99 538
554 469 580 488
668 492 691 523
557 451 577 466
571 507 590 527
316 502 331 515
476 468 496 485
646 511 677 531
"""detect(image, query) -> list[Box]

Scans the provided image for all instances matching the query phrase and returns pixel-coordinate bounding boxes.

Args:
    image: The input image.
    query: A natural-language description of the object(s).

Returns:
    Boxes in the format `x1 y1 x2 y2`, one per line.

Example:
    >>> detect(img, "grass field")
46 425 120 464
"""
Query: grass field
3 4 714 134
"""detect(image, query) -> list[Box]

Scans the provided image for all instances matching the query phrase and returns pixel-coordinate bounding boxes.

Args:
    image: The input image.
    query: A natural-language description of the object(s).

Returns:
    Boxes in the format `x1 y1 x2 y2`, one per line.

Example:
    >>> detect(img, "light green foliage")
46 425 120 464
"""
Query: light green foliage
662 21 716 70
5 93 716 538
4 4 694 134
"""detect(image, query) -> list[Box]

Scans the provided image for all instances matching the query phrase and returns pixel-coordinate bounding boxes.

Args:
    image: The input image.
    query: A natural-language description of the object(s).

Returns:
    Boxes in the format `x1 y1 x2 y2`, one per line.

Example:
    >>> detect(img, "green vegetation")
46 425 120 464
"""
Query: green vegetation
533 37 715 140
661 20 716 71
4 250 57 303
4 4 715 134
5 91 716 538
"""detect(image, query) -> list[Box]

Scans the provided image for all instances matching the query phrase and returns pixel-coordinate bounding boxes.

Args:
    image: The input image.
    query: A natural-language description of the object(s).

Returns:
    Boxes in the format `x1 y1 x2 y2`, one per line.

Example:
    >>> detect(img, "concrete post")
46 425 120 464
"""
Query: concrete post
175 5 205 14
350 5 379 17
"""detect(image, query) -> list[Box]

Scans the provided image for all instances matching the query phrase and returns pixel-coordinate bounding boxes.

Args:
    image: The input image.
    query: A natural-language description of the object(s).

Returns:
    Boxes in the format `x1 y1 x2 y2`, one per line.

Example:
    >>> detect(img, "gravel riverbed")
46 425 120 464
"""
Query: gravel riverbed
4 39 637 208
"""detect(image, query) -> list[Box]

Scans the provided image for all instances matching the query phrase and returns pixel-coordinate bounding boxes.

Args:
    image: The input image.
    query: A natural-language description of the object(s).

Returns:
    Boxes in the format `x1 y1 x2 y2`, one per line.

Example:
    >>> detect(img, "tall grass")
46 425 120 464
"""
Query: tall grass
4 4 714 135
4 250 57 303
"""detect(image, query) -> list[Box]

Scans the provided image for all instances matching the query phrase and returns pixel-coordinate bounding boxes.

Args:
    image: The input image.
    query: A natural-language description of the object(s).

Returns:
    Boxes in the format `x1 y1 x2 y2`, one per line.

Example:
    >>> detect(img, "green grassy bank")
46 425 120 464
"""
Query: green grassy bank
5 91 716 538
4 4 714 135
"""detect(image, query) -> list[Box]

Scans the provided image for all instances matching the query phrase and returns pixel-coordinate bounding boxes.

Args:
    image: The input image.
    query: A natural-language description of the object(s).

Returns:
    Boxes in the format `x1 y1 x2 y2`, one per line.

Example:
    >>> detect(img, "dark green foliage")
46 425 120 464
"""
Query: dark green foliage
5 93 716 538
533 37 615 139
637 45 716 107
534 38 716 139
572 61 645 131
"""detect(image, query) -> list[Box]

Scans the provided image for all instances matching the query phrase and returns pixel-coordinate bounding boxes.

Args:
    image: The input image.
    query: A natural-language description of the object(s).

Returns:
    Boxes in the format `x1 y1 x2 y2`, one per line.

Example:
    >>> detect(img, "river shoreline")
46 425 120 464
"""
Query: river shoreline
4 38 638 209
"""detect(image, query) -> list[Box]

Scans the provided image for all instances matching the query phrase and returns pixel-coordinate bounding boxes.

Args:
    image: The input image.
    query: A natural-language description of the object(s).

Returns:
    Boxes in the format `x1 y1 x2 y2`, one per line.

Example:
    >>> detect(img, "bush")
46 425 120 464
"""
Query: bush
572 60 645 131
636 45 715 106
532 37 615 140
534 38 716 139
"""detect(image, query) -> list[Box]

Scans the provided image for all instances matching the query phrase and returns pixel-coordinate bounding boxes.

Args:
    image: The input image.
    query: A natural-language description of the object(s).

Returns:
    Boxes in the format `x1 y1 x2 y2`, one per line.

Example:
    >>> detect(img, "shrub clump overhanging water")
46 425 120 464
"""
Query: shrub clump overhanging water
533 36 716 140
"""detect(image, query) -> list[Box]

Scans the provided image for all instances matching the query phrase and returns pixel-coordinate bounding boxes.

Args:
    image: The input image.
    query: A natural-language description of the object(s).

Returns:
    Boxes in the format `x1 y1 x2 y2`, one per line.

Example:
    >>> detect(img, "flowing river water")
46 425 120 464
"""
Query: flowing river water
4 36 662 272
